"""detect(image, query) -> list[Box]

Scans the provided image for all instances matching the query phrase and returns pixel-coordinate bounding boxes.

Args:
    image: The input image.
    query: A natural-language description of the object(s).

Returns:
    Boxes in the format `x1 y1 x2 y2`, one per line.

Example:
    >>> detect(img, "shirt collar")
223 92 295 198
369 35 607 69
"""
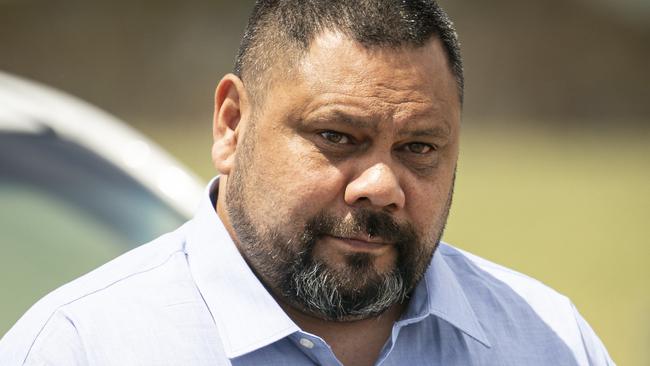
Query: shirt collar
403 247 492 348
185 177 299 358
186 178 490 358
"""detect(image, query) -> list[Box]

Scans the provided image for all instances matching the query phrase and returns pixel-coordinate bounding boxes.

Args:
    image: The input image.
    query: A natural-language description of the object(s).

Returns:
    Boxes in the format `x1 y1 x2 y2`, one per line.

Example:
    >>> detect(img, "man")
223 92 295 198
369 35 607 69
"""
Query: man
0 1 614 365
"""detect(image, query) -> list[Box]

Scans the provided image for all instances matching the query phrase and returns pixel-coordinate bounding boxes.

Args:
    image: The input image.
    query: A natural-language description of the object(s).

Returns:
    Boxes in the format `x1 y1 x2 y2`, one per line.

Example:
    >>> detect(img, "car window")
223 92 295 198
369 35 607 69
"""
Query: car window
0 130 188 334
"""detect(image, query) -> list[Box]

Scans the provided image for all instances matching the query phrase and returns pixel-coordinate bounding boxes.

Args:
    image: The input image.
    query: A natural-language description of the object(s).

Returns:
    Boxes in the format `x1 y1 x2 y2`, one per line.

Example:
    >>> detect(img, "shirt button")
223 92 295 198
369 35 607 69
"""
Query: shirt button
299 338 315 349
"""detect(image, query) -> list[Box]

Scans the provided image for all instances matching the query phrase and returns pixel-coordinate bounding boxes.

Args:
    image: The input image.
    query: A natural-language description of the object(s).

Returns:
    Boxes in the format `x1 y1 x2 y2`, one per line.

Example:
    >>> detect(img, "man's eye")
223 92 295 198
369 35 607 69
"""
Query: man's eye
405 142 434 154
320 131 350 144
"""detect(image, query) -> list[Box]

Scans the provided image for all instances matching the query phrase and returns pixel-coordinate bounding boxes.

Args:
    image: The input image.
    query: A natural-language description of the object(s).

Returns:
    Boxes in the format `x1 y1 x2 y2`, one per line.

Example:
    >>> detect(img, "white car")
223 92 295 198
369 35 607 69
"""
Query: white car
0 71 205 335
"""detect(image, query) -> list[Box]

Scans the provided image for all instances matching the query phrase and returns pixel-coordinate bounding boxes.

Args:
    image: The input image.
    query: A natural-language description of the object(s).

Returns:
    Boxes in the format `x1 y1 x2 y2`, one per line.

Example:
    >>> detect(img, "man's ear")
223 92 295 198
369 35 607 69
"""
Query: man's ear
212 74 249 175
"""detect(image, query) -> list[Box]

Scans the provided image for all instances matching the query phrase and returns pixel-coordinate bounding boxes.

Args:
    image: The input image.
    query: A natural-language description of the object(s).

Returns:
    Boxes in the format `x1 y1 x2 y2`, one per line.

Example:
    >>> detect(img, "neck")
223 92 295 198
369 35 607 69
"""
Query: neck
215 176 240 249
278 298 406 366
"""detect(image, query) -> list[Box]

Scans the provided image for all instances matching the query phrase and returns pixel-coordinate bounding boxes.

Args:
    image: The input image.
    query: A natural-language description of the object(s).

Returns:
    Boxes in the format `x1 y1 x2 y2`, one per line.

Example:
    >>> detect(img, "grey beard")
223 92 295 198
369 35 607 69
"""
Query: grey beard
225 136 448 321
288 258 408 321
230 204 431 322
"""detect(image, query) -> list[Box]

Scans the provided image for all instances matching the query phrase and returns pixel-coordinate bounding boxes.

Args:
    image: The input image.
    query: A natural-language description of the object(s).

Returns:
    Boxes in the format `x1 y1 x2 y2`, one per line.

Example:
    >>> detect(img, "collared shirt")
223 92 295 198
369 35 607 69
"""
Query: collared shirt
0 178 615 366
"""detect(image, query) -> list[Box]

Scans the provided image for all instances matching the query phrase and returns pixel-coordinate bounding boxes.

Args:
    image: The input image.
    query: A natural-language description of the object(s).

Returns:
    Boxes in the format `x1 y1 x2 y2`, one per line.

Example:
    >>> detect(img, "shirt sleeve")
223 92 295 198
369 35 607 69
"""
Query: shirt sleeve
571 303 616 366
22 310 88 366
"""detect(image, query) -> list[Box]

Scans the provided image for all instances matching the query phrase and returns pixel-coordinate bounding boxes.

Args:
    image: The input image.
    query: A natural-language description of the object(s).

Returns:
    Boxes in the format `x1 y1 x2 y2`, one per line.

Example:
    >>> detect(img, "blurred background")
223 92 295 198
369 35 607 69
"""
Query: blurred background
1 0 648 364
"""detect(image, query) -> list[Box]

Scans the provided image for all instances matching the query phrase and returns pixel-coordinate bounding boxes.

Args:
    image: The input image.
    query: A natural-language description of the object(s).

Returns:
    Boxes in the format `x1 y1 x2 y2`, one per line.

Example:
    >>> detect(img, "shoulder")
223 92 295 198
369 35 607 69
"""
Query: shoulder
437 242 577 330
0 225 189 365
437 242 572 308
436 243 615 365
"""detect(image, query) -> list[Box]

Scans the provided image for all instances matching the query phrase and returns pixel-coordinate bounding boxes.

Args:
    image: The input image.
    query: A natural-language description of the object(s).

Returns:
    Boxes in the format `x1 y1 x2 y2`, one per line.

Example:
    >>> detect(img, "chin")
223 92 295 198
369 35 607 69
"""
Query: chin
280 251 410 322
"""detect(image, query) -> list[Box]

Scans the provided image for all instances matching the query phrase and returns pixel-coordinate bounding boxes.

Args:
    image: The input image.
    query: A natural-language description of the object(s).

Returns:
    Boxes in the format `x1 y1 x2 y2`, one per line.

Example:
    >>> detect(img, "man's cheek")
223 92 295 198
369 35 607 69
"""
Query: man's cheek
408 197 444 233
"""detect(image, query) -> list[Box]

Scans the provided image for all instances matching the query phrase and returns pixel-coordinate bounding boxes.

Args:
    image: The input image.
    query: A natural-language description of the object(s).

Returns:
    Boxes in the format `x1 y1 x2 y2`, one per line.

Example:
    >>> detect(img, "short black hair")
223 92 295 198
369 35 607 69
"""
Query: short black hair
235 0 463 105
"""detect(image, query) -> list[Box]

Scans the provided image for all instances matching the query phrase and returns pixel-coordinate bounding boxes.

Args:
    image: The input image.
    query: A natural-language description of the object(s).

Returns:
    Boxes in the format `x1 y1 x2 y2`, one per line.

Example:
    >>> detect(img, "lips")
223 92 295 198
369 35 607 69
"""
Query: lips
325 234 392 252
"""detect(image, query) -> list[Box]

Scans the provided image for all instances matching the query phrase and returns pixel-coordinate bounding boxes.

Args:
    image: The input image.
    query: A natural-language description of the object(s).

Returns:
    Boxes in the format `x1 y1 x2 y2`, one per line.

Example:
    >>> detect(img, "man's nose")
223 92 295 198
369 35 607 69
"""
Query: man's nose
344 163 406 211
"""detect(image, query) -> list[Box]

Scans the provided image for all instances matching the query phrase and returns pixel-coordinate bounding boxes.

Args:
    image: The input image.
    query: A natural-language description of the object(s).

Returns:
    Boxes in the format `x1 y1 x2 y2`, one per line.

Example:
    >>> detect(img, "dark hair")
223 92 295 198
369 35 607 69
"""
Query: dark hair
235 0 463 105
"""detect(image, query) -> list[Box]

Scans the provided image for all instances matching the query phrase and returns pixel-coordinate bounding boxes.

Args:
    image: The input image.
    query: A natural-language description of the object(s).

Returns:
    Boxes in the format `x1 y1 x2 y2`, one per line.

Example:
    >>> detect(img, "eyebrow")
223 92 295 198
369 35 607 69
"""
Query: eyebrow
304 109 450 138
398 126 451 139
307 110 379 132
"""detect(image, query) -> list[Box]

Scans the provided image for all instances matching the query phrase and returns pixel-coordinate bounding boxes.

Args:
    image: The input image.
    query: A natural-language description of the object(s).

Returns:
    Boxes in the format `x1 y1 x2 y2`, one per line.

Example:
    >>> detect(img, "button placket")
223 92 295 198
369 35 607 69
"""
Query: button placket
299 337 315 349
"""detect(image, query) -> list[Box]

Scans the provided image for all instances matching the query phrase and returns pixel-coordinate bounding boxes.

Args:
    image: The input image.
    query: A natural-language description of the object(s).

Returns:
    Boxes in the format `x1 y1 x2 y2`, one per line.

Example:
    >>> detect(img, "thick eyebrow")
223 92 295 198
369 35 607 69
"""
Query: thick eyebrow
303 110 379 132
398 125 451 139
303 109 451 139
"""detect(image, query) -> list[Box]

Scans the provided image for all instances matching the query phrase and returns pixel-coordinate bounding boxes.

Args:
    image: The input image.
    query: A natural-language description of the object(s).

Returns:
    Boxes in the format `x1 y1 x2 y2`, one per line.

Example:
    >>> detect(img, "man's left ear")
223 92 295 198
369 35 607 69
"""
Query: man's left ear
211 73 249 175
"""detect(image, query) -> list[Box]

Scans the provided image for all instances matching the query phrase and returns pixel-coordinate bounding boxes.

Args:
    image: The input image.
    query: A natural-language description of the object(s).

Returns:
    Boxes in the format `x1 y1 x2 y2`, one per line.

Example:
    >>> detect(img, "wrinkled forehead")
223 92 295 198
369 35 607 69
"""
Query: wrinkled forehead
302 32 456 96
292 31 461 124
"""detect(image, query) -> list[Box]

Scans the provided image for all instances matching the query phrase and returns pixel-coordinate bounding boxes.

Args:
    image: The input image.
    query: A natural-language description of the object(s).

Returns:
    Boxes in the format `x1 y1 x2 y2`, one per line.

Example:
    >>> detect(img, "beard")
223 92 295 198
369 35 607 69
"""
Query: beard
225 130 452 321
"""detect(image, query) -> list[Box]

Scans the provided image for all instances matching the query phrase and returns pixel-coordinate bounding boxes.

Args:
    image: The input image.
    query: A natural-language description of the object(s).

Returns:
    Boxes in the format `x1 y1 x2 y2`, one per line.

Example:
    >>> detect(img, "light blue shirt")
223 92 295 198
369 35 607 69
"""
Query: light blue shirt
0 179 615 365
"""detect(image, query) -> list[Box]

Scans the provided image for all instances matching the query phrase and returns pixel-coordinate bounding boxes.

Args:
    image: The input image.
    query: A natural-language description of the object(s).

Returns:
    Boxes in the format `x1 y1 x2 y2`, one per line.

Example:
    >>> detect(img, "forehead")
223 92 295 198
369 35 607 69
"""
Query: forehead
290 32 460 129
302 32 454 86
253 31 461 139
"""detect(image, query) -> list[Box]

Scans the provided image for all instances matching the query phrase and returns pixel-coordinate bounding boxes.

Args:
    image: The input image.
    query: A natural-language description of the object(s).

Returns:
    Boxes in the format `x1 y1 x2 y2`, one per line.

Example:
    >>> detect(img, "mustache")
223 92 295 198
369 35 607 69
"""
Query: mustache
303 209 417 246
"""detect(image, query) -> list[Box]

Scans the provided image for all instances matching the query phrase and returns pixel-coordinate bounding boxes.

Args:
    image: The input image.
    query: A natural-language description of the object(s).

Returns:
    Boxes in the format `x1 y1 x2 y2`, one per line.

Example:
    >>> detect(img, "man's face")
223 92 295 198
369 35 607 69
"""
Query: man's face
225 32 461 321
